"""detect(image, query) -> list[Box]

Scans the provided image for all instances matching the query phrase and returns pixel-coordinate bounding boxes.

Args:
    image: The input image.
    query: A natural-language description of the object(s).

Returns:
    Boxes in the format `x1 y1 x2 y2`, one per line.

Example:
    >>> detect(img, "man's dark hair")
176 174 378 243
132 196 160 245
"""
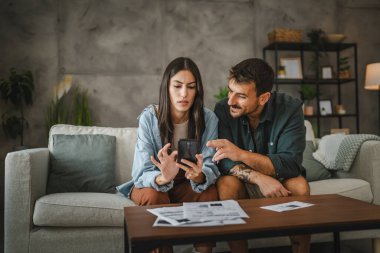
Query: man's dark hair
229 58 274 96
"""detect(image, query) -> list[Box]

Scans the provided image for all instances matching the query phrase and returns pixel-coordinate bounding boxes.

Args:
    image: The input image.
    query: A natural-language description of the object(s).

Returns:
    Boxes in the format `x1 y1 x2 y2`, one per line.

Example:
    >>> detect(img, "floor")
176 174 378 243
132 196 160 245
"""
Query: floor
247 239 373 253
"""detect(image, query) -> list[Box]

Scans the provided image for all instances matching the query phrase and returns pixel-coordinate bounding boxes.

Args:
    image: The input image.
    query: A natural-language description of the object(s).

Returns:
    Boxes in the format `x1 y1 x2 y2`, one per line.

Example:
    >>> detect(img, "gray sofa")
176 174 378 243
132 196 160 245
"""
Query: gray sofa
5 121 380 253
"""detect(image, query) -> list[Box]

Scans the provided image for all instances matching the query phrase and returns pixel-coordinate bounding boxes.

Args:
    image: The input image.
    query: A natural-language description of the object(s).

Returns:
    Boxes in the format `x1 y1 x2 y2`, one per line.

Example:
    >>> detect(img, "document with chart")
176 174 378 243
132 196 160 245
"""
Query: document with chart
148 200 248 227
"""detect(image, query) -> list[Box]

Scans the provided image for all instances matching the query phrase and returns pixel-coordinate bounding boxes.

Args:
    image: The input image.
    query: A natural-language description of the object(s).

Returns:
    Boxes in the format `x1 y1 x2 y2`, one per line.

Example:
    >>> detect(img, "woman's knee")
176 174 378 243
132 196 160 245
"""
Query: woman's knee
198 185 218 202
131 187 170 206
283 176 310 196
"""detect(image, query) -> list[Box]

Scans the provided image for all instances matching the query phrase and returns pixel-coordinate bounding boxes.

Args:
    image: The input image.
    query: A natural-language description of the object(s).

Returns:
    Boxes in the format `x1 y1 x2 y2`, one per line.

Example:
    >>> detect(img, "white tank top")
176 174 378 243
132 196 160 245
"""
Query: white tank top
172 120 188 150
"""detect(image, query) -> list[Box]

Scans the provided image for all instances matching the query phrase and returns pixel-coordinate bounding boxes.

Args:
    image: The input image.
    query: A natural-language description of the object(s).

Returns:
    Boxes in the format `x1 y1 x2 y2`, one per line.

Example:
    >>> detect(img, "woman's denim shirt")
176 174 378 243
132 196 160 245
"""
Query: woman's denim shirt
117 105 220 198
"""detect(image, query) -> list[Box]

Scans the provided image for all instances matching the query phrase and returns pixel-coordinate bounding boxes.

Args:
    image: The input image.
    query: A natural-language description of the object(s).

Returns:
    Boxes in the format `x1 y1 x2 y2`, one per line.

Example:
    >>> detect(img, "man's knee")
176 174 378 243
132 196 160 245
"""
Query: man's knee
283 176 310 196
216 175 248 200
131 187 170 206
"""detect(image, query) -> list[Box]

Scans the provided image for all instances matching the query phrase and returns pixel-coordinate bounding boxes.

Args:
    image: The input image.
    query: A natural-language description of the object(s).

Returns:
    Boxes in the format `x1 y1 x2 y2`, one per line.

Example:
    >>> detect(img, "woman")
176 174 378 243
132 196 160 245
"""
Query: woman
117 57 220 253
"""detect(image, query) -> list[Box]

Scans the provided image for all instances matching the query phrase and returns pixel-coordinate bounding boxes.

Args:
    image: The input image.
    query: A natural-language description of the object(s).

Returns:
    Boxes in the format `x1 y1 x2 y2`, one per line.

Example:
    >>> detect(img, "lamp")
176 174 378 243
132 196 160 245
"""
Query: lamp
364 62 380 134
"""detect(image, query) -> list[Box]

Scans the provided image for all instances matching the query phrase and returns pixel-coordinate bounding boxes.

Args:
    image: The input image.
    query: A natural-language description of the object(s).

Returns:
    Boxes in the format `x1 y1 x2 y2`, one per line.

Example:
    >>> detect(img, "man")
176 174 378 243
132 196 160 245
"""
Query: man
207 58 310 253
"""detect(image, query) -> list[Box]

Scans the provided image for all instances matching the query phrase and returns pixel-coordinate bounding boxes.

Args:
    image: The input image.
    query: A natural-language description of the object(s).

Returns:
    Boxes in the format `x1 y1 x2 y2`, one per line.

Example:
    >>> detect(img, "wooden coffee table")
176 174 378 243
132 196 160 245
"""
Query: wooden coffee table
124 194 380 253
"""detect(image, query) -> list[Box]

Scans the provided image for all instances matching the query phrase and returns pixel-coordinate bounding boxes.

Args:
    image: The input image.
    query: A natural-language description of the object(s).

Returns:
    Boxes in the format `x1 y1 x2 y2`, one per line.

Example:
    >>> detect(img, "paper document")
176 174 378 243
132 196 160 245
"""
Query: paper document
147 200 249 227
183 200 249 222
153 218 246 227
147 206 189 226
260 201 314 212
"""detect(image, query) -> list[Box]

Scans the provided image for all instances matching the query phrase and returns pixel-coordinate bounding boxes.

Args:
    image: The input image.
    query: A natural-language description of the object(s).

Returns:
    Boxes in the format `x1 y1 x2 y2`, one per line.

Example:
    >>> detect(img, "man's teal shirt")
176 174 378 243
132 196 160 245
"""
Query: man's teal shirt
214 92 306 180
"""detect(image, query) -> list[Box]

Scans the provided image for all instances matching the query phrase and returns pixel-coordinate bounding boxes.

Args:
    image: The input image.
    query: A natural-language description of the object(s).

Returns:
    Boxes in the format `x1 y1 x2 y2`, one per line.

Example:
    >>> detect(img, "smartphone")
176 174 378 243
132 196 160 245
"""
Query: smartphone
177 139 200 166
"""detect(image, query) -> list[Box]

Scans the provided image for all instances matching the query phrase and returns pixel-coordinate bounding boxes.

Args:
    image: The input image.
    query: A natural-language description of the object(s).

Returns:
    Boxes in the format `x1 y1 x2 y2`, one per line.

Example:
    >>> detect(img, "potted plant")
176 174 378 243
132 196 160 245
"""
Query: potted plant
214 87 229 101
46 75 93 136
299 84 317 116
0 68 34 148
339 56 351 79
307 29 326 79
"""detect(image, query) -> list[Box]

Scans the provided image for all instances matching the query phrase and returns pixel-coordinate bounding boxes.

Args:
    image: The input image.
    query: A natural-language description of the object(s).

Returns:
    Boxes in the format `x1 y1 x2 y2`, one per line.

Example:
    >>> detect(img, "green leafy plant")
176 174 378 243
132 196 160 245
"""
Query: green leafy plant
339 56 351 78
46 76 93 136
307 29 327 78
0 68 34 146
299 84 317 105
214 87 229 101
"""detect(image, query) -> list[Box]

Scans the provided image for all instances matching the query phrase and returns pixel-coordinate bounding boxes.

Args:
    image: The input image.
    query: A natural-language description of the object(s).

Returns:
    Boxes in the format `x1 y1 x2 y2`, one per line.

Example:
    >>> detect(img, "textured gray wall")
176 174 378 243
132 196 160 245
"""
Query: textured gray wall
1 0 380 240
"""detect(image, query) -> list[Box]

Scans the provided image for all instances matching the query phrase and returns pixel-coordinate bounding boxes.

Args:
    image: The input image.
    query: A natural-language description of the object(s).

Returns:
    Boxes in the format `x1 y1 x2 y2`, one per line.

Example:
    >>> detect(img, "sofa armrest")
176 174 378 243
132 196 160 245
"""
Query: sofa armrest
335 141 380 205
4 148 49 253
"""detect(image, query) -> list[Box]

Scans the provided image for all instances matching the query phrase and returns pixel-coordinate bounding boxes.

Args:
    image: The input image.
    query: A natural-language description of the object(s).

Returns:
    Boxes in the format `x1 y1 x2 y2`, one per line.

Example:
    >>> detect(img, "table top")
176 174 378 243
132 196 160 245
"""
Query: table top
124 194 380 246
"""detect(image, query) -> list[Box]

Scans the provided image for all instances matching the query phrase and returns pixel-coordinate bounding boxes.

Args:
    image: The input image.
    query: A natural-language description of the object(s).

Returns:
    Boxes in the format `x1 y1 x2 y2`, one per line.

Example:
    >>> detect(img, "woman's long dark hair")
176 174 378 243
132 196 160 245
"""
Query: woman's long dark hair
157 57 205 146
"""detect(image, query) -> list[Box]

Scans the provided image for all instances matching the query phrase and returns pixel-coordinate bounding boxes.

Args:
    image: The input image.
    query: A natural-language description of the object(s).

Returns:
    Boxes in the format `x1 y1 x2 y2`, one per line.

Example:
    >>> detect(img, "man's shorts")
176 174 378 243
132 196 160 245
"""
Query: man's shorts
244 177 289 199
244 183 265 199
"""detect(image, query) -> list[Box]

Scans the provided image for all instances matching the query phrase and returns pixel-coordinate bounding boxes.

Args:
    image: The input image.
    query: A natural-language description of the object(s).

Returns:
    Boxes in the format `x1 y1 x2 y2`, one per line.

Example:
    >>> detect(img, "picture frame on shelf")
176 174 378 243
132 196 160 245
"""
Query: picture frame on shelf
319 99 333 115
280 57 303 79
321 65 333 79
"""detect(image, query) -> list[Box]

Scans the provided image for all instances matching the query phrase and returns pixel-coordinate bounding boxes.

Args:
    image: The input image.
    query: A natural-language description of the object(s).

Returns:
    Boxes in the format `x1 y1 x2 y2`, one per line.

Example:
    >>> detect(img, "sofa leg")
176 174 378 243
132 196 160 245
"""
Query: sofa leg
374 238 380 253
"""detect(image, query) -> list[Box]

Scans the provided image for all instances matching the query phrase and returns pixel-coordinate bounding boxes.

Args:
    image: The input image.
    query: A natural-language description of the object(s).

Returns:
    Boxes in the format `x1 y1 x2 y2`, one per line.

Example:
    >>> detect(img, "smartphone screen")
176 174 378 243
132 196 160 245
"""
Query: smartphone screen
177 139 200 166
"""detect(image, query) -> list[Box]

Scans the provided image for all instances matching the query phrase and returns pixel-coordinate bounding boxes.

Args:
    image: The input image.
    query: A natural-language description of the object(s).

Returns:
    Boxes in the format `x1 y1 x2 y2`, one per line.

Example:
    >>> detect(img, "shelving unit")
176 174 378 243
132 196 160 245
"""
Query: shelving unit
263 42 359 137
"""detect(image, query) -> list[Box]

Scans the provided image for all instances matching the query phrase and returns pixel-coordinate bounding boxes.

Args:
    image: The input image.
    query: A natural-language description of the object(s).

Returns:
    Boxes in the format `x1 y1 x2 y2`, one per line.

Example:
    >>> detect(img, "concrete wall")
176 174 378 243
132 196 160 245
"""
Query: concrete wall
1 0 380 244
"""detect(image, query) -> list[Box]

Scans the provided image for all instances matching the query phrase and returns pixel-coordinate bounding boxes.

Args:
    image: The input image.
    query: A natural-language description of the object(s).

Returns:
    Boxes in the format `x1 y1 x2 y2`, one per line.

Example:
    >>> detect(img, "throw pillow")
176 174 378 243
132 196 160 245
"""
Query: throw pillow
47 134 116 194
302 141 331 182
312 133 345 169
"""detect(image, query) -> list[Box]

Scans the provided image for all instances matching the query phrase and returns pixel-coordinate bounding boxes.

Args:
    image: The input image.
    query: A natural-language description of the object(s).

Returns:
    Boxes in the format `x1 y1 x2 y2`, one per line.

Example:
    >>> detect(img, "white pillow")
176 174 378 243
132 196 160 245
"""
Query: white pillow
312 133 346 169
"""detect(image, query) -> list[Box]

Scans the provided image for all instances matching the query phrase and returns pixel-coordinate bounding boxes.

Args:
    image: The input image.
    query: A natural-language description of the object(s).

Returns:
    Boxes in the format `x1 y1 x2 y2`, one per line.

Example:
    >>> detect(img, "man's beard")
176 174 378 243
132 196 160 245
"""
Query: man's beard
229 103 261 118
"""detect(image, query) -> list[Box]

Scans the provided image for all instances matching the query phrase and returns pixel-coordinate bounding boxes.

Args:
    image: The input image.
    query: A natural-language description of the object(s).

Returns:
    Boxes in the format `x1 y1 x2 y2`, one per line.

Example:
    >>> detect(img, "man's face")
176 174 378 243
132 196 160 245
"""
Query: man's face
227 79 268 118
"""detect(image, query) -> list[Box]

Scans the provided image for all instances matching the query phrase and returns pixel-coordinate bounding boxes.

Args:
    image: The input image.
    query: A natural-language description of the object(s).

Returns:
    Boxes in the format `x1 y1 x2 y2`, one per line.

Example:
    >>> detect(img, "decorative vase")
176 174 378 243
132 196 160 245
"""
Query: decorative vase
304 106 314 116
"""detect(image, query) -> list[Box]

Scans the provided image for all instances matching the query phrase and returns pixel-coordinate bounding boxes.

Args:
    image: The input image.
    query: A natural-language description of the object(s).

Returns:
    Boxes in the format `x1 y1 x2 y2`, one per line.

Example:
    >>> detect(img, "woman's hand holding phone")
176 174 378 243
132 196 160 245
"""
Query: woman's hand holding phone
151 143 178 185
176 154 205 184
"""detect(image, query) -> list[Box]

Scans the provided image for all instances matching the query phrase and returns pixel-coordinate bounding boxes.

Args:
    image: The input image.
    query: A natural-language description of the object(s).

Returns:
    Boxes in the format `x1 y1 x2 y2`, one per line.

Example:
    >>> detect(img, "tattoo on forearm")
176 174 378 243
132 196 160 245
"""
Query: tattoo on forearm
229 164 252 183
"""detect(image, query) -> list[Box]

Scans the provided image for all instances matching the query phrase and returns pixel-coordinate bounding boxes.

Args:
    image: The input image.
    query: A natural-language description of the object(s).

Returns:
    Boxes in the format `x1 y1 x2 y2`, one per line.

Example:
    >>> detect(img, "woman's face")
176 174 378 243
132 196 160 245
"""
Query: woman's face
169 70 197 115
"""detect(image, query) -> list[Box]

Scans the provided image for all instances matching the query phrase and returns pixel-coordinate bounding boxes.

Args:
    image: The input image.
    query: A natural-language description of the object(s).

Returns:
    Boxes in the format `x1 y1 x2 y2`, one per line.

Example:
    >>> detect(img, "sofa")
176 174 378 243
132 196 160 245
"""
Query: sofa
4 121 380 253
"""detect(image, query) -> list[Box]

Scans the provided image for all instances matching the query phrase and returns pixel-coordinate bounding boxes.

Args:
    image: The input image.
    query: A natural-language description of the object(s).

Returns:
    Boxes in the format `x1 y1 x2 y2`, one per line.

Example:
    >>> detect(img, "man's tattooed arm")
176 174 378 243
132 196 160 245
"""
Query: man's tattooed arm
229 164 255 183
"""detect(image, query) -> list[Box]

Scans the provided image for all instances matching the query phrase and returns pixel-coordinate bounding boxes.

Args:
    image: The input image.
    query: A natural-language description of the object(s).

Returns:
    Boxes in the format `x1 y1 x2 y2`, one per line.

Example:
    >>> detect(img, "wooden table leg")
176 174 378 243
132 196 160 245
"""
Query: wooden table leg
124 218 129 253
334 232 341 253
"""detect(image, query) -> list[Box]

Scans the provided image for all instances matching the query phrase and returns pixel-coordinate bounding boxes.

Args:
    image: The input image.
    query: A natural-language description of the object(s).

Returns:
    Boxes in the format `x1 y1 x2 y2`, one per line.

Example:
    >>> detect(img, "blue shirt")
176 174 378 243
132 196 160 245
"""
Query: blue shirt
117 105 220 197
215 92 306 180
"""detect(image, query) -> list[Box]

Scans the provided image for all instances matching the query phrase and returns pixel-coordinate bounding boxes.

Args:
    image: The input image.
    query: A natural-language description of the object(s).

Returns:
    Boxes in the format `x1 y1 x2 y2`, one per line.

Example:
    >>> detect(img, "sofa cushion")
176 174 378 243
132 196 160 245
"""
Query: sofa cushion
309 178 373 203
49 125 137 184
47 134 116 193
312 133 346 169
33 192 136 227
302 141 331 182
304 120 316 143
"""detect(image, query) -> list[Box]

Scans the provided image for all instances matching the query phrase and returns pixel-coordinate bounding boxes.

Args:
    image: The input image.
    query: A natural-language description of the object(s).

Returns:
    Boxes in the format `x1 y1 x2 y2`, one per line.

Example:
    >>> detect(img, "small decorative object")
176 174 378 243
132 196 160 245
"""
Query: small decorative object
319 99 333 116
280 57 303 79
322 34 346 43
0 68 34 148
299 84 317 116
321 65 333 79
339 56 351 79
277 66 286 79
330 128 350 135
267 28 302 43
335 104 346 115
303 105 314 116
